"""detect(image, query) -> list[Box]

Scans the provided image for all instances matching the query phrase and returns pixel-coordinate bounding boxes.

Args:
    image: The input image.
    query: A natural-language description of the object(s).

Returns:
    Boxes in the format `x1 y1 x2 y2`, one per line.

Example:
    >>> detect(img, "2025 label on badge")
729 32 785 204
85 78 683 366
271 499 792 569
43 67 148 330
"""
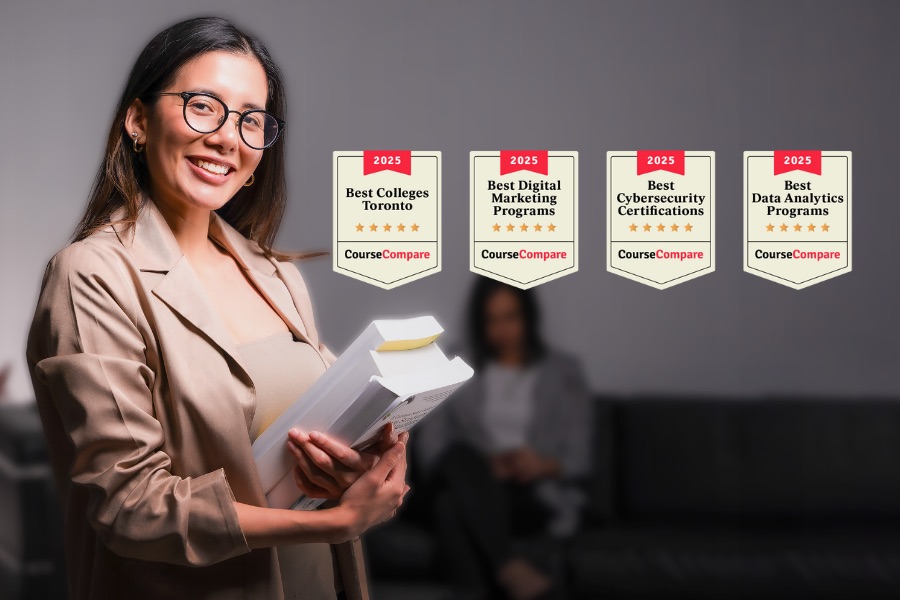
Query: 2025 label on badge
743 150 851 289
333 150 441 289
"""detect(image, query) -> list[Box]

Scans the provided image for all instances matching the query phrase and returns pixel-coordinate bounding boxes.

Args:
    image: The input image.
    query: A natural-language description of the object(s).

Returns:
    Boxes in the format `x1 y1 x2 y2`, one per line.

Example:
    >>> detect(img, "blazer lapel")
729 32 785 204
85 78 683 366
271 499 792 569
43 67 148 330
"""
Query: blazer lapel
151 255 254 379
114 199 251 381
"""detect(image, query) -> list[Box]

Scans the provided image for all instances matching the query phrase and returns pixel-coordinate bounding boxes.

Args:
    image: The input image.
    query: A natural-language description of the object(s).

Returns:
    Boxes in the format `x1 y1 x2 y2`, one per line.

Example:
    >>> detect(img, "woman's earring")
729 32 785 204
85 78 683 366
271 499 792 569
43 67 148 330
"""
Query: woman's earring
131 132 144 154
244 173 255 187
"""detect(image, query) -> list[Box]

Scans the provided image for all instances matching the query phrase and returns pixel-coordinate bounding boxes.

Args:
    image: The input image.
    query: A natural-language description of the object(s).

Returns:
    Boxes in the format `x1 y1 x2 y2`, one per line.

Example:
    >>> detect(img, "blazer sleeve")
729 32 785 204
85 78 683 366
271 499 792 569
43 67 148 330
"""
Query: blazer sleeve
553 354 594 481
562 358 594 479
26 241 251 567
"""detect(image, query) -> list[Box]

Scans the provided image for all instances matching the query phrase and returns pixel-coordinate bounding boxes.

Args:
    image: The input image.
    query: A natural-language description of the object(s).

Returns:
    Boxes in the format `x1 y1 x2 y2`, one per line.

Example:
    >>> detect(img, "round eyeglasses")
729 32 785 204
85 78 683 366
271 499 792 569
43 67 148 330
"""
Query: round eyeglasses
149 91 285 150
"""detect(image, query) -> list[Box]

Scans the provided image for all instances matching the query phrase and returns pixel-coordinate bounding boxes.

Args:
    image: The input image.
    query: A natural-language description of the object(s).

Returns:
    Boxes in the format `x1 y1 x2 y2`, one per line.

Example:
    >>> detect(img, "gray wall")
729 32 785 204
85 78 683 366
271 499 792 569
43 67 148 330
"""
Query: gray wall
2 1 898 400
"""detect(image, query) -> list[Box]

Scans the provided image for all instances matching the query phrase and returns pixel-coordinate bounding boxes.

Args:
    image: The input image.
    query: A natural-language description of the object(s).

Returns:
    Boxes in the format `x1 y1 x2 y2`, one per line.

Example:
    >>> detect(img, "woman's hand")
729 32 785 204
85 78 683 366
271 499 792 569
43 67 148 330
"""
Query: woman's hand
234 436 410 547
287 423 406 500
334 437 411 539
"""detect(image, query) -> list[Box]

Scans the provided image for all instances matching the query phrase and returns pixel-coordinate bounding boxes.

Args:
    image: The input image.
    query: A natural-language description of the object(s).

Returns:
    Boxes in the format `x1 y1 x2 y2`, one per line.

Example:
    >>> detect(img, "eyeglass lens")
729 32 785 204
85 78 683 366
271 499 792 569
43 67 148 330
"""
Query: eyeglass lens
184 94 280 149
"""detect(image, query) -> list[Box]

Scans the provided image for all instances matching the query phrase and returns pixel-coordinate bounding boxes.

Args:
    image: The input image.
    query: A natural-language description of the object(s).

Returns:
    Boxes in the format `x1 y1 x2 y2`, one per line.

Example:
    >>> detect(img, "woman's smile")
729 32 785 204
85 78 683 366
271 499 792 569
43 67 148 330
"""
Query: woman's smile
186 155 236 184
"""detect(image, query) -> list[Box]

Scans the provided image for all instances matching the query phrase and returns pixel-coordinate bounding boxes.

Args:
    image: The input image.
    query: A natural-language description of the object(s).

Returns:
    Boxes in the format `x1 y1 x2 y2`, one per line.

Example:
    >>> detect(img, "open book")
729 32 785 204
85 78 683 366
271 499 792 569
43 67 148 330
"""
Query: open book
252 316 473 510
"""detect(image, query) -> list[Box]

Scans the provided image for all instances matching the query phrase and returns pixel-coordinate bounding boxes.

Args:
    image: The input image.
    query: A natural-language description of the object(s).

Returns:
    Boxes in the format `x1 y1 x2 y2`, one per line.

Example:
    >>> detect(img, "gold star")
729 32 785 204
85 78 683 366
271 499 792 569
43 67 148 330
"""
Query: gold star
520 223 529 232
397 223 406 232
547 223 556 232
670 223 679 232
369 223 378 232
492 223 501 232
807 223 816 231
534 223 543 231
383 223 392 231
629 223 638 232
643 223 651 232
355 223 364 232
779 223 788 232
766 223 774 232
506 223 515 232
793 223 802 232
657 223 666 232
411 223 420 232
821 223 830 232
684 223 693 232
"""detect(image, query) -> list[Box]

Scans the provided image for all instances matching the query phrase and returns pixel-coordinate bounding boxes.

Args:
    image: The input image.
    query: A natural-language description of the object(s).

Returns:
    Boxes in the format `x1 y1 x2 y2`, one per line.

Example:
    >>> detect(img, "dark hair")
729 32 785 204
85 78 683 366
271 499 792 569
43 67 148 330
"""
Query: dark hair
465 276 546 370
72 16 320 260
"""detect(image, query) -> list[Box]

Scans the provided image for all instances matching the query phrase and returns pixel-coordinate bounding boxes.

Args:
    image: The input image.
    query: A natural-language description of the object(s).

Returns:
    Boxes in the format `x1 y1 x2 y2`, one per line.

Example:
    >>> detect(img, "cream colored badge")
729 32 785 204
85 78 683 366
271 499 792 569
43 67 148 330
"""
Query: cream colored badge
744 151 851 289
607 151 715 289
333 151 441 289
470 151 578 289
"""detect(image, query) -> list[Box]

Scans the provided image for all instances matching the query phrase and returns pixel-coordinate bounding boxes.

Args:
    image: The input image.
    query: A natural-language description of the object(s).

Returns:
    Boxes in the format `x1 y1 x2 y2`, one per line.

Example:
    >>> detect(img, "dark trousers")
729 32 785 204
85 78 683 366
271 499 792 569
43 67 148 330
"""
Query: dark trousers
407 442 556 592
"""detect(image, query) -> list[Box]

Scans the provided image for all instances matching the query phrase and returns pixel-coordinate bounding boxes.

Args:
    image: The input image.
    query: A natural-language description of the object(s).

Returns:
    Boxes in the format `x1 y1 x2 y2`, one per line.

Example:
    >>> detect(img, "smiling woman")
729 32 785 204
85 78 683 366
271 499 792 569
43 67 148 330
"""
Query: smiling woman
25 16 409 600
72 18 292 262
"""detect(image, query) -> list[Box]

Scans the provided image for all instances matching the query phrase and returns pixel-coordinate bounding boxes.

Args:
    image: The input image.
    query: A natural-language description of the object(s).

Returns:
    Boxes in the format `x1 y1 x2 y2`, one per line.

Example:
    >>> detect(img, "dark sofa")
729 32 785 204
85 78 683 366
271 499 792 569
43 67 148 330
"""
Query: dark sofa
0 403 67 600
7 397 900 599
365 395 900 599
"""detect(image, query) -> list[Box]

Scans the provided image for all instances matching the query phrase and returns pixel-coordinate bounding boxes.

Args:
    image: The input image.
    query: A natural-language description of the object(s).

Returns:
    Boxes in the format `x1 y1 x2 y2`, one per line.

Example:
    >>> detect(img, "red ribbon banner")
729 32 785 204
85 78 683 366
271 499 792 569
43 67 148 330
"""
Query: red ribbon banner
773 150 822 176
636 150 685 176
363 150 412 175
499 150 549 176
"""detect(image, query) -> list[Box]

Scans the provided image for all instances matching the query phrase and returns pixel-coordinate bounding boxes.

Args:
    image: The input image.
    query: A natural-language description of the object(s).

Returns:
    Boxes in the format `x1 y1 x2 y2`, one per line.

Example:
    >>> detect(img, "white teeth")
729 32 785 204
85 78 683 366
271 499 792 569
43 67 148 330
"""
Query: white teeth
191 158 230 175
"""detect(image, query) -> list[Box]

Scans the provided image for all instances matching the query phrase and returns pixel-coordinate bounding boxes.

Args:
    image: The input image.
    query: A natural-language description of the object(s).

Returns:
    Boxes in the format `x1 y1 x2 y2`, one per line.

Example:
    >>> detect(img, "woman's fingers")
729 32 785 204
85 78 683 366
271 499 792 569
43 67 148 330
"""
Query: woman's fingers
287 440 340 495
287 427 308 446
292 465 333 499
306 430 369 471
369 441 406 484
290 430 340 472
381 422 399 447
287 428 338 473
383 441 408 487
365 423 396 455
374 428 409 453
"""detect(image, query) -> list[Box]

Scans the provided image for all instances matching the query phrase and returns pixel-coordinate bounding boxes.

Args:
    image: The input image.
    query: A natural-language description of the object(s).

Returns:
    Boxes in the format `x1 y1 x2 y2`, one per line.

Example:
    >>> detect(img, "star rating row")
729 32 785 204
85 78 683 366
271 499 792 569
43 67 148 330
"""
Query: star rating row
355 223 421 232
765 223 831 232
629 223 695 232
491 222 558 232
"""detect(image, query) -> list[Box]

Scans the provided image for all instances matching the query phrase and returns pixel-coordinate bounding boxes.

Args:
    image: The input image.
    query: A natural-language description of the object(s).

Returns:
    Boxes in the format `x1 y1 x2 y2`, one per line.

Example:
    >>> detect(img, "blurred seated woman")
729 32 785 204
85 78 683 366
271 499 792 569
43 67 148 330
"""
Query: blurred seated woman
410 277 594 600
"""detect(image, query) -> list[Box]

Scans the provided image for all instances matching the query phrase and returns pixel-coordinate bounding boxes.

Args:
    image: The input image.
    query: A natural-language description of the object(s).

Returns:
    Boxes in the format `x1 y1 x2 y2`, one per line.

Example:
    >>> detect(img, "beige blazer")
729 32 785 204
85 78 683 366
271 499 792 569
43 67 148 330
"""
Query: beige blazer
25 196 370 600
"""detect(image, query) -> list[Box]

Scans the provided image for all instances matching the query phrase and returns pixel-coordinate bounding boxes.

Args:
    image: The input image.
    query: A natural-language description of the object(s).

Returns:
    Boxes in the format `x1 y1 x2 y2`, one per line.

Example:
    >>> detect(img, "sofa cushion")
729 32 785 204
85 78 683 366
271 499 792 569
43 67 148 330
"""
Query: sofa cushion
567 523 900 599
617 397 900 520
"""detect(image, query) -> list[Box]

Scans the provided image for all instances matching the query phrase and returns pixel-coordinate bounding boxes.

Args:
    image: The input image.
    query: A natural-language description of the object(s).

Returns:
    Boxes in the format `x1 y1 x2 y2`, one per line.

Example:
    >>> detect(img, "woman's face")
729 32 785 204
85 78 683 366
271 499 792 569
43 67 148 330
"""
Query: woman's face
128 50 269 214
484 288 527 357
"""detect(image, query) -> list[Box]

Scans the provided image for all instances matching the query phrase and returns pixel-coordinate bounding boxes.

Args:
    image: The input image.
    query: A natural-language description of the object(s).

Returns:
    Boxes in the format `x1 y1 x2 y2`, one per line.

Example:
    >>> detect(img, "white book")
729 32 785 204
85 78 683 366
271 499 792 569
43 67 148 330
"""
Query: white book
252 316 473 510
